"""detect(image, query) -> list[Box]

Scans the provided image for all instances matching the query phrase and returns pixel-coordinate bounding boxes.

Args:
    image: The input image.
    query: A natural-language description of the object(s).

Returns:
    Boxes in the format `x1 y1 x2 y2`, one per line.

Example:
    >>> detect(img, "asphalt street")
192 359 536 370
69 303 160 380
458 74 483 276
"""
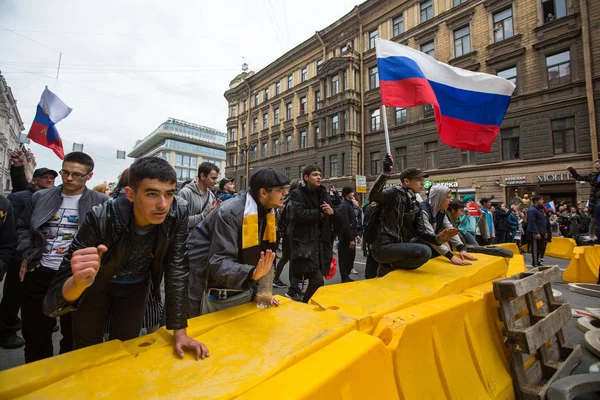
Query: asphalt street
1 250 598 381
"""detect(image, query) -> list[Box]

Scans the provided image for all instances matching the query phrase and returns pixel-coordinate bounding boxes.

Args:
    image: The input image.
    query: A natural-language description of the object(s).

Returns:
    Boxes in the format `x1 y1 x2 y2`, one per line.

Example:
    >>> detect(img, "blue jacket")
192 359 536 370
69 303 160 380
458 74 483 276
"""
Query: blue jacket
508 213 519 232
526 205 547 234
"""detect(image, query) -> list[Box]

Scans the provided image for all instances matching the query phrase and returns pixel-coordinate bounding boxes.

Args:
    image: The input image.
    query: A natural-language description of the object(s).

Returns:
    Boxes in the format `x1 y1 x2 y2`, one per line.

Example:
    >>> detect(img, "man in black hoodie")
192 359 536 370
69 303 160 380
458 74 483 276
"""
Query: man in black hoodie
337 187 359 283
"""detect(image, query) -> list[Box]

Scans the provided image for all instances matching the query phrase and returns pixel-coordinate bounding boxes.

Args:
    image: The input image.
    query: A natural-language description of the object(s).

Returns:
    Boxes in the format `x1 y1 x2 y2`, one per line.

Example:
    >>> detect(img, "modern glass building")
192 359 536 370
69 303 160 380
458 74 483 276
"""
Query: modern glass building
128 118 226 182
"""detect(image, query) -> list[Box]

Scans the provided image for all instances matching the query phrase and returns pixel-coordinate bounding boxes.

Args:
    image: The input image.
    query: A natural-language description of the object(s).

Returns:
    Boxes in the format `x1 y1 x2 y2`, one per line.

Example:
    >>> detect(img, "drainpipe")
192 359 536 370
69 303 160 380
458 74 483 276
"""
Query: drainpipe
243 79 252 188
355 6 365 176
315 31 326 61
580 0 598 160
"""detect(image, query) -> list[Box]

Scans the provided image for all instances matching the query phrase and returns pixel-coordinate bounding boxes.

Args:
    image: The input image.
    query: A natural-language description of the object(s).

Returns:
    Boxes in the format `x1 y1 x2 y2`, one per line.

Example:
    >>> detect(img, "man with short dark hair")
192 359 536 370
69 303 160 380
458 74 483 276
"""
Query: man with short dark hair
179 162 220 231
369 155 458 277
527 195 547 267
337 187 359 283
187 168 290 316
217 177 236 202
17 152 107 363
44 157 209 360
1 162 58 350
476 198 493 245
289 165 340 302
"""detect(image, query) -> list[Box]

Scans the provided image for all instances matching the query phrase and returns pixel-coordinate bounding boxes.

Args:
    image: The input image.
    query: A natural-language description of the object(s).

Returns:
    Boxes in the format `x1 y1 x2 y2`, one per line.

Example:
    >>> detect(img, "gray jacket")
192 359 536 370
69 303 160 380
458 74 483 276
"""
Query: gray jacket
187 193 271 302
178 182 215 231
17 186 108 267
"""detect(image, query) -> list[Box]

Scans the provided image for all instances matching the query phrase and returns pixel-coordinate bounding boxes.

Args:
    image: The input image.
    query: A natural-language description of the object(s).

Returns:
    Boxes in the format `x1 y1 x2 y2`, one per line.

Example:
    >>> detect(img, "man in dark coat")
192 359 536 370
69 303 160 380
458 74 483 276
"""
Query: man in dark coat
526 195 547 267
337 187 359 283
290 165 340 303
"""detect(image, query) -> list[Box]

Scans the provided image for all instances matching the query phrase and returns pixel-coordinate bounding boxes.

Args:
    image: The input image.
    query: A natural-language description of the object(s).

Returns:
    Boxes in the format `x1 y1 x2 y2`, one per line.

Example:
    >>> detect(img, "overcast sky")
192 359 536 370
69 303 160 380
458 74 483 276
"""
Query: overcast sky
0 0 359 185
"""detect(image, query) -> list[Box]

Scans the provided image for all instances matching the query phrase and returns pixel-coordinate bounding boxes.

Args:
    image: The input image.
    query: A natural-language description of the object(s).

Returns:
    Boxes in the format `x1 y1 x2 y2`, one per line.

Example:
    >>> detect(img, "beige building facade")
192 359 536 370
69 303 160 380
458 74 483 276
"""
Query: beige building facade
224 0 600 205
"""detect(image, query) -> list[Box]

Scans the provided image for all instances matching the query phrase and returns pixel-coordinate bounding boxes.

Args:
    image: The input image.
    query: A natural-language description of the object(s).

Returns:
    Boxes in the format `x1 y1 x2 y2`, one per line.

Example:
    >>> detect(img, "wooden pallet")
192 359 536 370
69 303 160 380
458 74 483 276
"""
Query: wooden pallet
493 266 582 400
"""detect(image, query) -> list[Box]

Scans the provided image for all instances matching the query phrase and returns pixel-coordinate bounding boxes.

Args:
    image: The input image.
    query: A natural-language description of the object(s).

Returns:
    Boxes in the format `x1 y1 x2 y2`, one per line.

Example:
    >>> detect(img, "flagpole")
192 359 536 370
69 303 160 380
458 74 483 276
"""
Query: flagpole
381 104 391 156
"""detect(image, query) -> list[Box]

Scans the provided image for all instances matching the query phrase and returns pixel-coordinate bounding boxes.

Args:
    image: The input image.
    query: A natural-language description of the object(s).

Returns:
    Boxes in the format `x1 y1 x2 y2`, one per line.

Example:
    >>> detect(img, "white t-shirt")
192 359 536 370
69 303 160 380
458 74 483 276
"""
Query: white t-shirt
39 194 82 270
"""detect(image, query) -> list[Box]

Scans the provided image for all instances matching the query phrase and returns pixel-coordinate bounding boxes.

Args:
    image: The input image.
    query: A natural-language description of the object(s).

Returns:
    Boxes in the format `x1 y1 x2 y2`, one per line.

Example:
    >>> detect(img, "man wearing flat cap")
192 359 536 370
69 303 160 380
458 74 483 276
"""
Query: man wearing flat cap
187 167 290 316
217 177 236 202
368 155 459 276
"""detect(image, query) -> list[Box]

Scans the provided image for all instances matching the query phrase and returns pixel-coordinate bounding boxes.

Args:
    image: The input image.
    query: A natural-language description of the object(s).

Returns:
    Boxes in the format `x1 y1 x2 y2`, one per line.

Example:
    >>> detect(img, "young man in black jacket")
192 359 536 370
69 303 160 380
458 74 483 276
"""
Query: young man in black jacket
369 154 458 277
337 187 360 283
17 152 107 363
44 157 209 360
290 165 341 302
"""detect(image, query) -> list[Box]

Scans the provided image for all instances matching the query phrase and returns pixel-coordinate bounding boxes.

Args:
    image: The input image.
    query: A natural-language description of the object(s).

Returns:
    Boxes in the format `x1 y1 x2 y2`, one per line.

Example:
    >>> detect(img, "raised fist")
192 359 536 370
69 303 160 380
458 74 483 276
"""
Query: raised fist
383 154 394 173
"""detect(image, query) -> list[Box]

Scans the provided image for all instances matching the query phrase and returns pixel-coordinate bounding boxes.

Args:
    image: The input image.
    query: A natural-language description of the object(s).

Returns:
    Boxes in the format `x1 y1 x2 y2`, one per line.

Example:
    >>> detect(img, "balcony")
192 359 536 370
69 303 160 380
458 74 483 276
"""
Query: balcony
316 90 360 115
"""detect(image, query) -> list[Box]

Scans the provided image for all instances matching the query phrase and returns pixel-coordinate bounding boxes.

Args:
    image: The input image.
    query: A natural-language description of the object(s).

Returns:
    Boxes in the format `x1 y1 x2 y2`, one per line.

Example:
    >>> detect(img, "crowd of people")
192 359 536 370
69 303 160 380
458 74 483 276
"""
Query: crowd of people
0 150 598 365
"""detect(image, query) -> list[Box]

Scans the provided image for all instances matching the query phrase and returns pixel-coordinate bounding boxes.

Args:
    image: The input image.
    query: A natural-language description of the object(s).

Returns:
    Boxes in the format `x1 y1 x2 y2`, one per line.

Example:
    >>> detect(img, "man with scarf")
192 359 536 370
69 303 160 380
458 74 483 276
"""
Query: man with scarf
421 186 477 265
187 168 290 316
369 155 459 277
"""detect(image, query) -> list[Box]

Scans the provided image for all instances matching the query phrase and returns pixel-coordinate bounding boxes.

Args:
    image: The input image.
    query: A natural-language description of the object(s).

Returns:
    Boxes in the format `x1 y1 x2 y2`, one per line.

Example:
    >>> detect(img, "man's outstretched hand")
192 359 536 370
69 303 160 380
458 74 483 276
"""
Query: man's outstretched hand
252 250 275 281
174 329 209 360
436 228 459 244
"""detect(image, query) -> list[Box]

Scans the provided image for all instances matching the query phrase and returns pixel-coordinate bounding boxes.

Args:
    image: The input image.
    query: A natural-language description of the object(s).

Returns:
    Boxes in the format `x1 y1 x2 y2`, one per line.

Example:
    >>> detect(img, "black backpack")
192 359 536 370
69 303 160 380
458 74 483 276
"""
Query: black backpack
362 202 382 244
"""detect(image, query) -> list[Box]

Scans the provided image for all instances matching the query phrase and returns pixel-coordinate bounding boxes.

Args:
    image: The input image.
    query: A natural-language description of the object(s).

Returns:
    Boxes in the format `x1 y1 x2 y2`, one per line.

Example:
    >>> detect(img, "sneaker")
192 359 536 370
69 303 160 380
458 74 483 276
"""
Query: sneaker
272 279 287 288
539 258 546 263
465 245 513 258
0 333 25 349
284 292 302 301
350 269 359 275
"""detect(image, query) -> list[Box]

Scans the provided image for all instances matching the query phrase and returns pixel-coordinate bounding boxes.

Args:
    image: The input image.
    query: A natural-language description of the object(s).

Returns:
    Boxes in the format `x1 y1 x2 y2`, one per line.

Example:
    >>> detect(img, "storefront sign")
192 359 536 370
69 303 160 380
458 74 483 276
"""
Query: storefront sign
355 175 367 193
537 173 573 182
505 176 527 185
431 178 459 188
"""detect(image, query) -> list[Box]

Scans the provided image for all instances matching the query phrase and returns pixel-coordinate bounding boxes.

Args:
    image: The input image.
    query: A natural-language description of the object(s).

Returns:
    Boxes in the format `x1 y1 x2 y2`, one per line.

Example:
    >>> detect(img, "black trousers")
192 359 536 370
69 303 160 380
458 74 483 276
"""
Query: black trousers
21 266 73 363
301 270 324 303
530 235 543 267
0 259 22 337
364 248 379 280
72 279 150 350
337 241 356 280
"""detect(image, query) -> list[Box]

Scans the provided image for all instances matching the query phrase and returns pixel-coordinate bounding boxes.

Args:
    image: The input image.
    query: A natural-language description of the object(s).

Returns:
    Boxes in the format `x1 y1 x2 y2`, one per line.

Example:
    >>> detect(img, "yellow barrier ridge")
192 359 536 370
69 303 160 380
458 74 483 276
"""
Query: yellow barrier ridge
310 254 508 333
545 237 576 259
237 330 400 400
563 246 600 283
373 292 514 400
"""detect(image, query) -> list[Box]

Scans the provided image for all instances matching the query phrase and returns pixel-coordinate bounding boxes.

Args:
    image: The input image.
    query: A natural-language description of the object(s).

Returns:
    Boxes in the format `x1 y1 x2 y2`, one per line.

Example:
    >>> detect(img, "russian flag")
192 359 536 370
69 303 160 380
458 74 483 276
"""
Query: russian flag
376 38 515 152
27 87 72 159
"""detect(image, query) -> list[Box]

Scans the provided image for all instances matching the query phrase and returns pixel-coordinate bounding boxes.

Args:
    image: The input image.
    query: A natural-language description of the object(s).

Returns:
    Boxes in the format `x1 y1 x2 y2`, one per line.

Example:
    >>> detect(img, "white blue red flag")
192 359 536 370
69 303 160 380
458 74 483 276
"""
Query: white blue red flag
376 38 515 152
27 87 72 159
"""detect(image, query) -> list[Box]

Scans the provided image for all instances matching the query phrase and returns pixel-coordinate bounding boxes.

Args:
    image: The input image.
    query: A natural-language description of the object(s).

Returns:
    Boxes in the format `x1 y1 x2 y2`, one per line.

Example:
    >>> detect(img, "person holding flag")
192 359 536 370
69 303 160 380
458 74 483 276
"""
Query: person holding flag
27 87 71 159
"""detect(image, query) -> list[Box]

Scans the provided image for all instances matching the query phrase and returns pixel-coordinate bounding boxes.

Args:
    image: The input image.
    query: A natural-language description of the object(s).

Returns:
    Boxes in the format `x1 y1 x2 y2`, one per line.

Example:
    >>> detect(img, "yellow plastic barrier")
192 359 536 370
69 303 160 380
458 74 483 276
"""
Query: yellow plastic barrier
310 254 508 333
1 296 357 400
563 246 600 283
497 242 520 255
507 254 526 276
544 237 576 259
373 291 514 400
238 330 400 400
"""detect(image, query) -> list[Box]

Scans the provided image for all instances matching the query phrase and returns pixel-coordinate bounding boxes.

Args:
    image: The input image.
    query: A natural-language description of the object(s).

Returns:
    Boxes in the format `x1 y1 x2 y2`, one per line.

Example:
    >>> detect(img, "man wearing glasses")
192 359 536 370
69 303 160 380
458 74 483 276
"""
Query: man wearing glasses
17 152 108 363
187 168 290 316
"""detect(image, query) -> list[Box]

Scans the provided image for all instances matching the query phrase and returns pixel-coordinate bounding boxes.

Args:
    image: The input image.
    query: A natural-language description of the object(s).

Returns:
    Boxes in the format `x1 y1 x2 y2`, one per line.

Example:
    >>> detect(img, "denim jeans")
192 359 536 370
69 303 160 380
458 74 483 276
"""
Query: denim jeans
372 242 432 277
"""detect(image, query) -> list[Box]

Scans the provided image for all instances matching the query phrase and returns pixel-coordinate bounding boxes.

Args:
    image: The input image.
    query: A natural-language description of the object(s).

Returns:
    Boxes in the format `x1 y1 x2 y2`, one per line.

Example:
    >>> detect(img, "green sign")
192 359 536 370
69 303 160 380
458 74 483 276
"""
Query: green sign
424 180 432 189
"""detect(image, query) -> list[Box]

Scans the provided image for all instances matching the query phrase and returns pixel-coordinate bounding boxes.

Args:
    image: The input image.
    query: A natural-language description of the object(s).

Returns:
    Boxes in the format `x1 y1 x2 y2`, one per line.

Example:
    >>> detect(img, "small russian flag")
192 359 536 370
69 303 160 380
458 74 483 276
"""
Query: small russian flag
27 87 72 159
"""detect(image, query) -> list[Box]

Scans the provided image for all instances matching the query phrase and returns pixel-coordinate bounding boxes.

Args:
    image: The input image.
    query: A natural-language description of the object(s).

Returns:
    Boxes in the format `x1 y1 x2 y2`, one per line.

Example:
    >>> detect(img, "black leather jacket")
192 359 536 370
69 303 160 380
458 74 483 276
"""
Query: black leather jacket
44 194 190 330
368 173 437 247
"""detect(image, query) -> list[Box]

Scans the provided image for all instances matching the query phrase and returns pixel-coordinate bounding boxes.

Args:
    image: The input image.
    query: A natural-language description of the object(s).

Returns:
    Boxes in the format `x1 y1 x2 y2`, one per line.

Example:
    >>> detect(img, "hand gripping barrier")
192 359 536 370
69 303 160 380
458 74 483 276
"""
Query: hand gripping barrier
237 330 400 400
544 238 576 260
562 246 600 283
310 254 508 333
373 289 514 400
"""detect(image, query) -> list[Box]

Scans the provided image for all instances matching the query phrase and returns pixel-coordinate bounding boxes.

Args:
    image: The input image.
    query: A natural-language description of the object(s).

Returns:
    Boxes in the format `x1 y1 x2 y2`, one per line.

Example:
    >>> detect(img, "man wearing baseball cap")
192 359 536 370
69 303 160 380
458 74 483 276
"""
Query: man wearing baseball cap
187 168 290 316
217 177 236 202
1 156 58 350
367 155 459 276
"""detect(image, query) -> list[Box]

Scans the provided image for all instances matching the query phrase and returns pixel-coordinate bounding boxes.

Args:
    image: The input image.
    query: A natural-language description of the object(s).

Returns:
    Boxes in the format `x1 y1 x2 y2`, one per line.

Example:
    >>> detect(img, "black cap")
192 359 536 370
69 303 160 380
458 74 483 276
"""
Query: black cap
342 186 354 197
33 168 58 178
249 168 290 191
219 177 234 191
399 167 429 183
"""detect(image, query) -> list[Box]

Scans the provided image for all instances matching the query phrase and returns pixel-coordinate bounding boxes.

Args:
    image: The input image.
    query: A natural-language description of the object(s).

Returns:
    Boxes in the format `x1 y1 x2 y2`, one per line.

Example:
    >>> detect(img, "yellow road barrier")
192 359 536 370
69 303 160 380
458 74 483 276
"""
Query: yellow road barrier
545 237 576 259
563 246 600 283
238 330 400 400
310 254 508 333
374 290 514 400
1 296 356 400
